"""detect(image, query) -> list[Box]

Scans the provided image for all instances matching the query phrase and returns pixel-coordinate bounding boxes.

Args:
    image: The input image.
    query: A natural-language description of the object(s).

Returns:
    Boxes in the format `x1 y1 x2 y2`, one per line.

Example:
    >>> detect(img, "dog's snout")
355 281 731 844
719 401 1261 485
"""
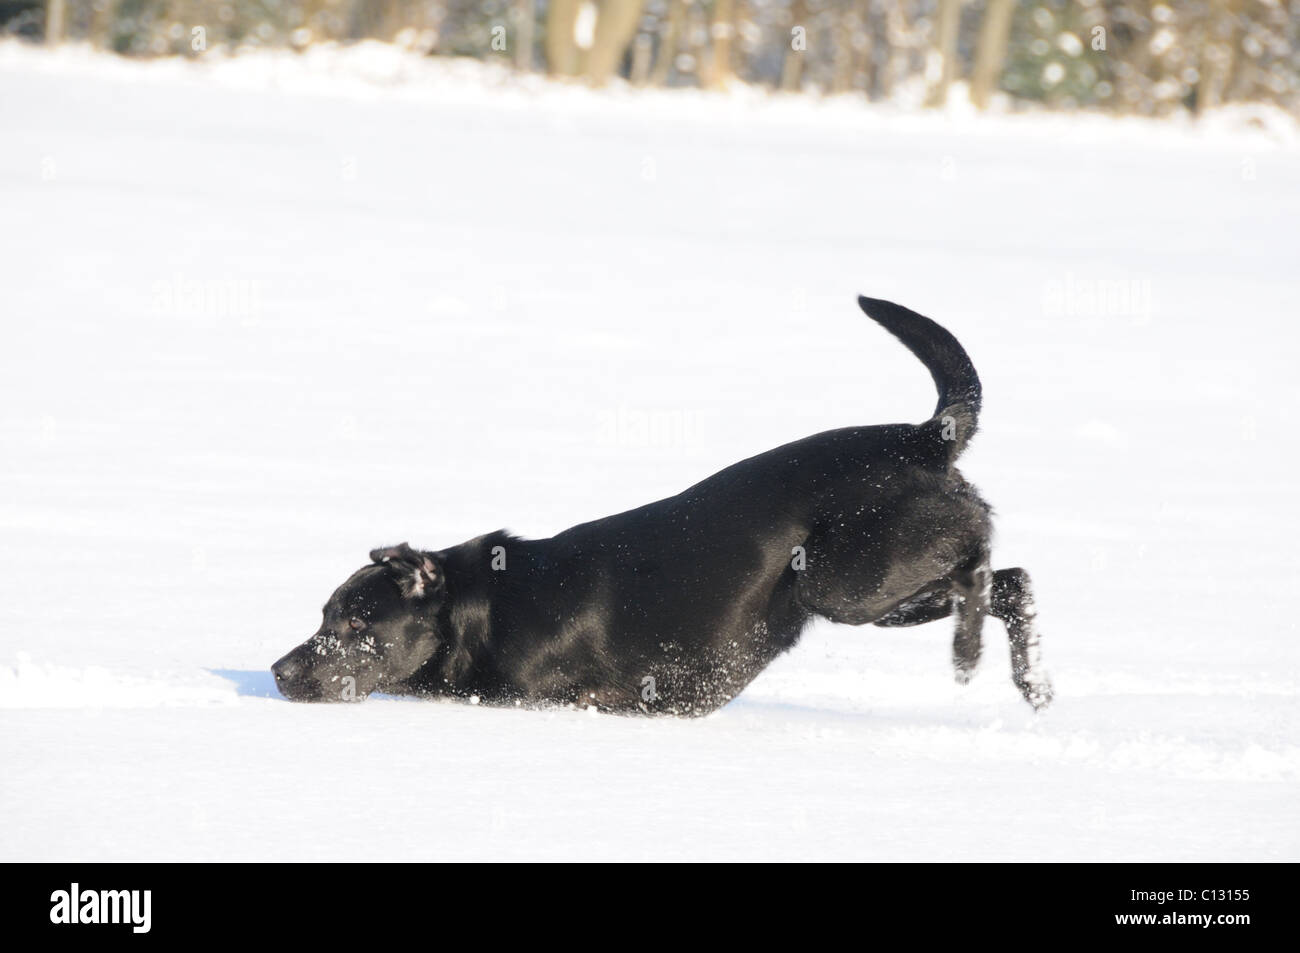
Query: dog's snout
271 652 318 701
272 641 336 702
272 656 302 683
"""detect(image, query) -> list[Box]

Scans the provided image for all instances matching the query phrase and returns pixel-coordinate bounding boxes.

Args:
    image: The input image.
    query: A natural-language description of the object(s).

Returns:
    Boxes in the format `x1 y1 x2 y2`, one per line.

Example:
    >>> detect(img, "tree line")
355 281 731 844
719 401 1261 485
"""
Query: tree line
15 0 1300 115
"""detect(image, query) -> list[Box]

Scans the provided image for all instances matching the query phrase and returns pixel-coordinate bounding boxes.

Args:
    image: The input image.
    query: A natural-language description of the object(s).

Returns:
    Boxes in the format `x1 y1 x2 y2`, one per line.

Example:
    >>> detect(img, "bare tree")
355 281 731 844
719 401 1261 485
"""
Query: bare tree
854 4 876 99
970 0 1014 110
516 0 536 72
629 30 654 84
650 0 688 86
587 0 648 86
781 0 809 92
46 0 65 45
705 0 737 89
880 1 914 100
925 0 962 106
831 4 861 94
547 0 582 76
1196 0 1240 113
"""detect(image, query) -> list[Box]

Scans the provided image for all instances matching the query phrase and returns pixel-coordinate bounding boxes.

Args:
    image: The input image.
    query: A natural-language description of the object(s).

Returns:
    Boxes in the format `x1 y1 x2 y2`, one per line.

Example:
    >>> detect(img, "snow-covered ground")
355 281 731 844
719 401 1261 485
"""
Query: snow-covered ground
1 42 1297 861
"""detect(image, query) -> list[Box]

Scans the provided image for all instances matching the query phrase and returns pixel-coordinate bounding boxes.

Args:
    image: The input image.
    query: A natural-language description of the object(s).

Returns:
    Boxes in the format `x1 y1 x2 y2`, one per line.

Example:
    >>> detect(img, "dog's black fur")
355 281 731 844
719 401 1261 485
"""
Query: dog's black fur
272 297 1053 714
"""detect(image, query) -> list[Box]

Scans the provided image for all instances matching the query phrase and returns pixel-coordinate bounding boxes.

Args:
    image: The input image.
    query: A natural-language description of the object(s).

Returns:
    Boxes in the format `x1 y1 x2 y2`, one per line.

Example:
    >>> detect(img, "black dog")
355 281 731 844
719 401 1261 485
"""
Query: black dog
272 297 1053 714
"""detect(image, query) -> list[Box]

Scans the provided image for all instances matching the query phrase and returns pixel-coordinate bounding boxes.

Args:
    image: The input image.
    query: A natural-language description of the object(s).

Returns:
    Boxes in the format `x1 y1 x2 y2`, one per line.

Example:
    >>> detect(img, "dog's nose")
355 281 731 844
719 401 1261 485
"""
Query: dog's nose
272 656 303 684
271 653 322 702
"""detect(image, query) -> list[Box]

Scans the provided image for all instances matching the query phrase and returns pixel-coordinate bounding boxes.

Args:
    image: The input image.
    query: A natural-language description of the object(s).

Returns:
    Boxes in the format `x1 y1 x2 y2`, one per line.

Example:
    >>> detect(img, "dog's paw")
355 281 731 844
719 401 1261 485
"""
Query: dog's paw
952 633 982 685
953 649 981 685
1020 676 1054 712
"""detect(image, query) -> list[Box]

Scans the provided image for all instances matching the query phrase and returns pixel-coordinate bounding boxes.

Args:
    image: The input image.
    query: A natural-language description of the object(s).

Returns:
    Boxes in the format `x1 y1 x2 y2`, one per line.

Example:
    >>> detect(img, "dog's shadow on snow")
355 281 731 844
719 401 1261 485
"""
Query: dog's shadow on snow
209 668 281 699
207 668 409 703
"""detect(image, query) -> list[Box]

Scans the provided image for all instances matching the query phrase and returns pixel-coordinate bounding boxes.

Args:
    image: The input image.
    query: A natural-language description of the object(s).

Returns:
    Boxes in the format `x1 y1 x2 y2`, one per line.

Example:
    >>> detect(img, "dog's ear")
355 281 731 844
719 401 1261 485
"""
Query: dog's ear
370 542 442 600
370 542 418 565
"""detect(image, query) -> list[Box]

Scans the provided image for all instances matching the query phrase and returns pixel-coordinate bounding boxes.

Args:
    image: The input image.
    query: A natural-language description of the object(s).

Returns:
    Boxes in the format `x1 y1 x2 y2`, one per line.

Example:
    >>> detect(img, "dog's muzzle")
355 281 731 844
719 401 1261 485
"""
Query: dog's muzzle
271 651 323 702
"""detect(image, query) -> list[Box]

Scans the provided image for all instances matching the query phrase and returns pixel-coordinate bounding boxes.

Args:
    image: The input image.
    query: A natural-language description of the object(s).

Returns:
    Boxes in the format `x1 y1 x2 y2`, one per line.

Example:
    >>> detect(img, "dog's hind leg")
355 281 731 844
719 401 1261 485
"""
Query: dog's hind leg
950 555 992 685
870 558 988 683
991 567 1053 710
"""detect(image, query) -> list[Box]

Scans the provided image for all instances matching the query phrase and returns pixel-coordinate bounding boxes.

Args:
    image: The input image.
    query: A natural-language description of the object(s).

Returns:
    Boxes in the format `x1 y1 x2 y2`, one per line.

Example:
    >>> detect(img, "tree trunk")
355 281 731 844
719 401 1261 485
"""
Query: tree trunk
704 0 736 90
880 2 911 100
781 0 808 92
46 0 65 45
854 4 875 100
629 32 653 85
1197 0 1239 113
515 0 536 71
650 0 686 86
586 0 648 86
925 0 961 107
546 0 582 77
970 0 1014 110
831 7 855 94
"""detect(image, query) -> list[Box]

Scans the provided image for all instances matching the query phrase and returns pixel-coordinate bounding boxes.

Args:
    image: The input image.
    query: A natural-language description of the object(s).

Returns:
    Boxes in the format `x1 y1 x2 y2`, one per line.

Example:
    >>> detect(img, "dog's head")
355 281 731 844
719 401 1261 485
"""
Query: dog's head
271 543 445 702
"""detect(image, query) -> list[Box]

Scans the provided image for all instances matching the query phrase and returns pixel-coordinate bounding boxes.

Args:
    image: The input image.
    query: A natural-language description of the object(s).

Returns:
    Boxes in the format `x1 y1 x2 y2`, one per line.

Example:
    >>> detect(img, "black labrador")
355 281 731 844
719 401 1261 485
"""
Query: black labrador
272 297 1053 714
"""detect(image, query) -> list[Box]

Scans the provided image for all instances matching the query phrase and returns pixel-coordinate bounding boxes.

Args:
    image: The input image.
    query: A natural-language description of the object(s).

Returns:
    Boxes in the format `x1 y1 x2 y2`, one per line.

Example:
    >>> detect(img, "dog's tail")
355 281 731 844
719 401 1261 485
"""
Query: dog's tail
857 295 982 459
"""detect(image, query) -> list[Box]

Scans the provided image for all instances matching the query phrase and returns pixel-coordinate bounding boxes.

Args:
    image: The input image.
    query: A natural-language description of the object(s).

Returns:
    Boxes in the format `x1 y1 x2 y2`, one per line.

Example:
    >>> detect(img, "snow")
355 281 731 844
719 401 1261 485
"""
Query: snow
1 42 1297 862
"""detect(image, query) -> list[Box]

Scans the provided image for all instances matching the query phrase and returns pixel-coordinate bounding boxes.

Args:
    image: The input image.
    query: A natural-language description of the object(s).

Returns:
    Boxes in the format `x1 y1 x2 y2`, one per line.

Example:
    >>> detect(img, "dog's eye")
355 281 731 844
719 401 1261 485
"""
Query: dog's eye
349 617 366 632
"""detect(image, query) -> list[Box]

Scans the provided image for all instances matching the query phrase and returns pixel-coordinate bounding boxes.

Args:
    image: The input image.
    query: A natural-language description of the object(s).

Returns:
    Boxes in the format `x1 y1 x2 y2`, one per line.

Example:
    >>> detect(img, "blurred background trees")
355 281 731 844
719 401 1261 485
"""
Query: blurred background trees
5 0 1297 115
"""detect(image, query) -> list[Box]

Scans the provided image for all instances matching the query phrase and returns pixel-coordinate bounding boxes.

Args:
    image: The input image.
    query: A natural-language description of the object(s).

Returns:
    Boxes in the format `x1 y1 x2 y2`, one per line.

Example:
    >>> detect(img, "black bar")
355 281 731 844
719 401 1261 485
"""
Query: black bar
5 863 1290 942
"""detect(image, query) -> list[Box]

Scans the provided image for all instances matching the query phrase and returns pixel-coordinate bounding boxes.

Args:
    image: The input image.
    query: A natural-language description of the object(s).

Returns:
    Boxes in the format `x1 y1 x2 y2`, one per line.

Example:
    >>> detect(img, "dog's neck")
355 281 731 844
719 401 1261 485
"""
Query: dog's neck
425 530 519 696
